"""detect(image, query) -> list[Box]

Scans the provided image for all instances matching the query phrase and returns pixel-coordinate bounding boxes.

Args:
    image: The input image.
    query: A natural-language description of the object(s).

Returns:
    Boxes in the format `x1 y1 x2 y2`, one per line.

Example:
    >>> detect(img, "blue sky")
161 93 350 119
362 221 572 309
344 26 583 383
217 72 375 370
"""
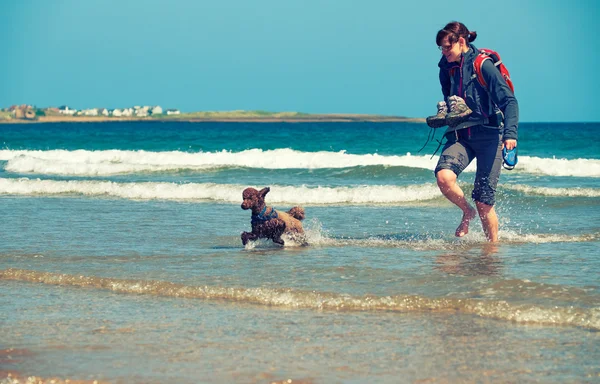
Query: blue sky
1 0 598 122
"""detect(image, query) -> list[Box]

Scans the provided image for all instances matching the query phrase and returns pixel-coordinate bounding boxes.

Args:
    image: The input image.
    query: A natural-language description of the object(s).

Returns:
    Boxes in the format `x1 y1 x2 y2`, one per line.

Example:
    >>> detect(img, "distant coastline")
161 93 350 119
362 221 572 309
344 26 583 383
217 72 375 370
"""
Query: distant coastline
0 105 424 124
0 112 425 124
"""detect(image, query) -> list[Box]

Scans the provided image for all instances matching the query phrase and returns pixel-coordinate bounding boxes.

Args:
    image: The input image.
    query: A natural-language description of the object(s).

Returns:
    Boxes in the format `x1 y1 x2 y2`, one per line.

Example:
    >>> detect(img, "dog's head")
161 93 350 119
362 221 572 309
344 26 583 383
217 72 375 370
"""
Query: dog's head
241 187 270 211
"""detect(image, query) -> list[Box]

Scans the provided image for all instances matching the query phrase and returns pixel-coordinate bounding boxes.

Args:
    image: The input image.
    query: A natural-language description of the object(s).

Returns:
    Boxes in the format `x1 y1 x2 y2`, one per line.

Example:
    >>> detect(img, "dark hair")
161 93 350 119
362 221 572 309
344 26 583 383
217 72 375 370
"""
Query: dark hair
436 21 477 46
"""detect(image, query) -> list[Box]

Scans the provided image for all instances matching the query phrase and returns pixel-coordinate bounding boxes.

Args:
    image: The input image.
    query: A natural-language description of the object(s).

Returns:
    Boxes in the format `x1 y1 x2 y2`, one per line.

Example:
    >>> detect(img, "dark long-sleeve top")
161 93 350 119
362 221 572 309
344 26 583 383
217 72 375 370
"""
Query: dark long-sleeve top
438 44 519 140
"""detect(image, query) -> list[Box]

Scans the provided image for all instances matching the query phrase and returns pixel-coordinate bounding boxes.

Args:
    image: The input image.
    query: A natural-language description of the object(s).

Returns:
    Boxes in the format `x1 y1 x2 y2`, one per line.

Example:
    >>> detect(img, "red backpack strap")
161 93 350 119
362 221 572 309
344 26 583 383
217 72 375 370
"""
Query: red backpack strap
473 49 495 90
474 48 515 93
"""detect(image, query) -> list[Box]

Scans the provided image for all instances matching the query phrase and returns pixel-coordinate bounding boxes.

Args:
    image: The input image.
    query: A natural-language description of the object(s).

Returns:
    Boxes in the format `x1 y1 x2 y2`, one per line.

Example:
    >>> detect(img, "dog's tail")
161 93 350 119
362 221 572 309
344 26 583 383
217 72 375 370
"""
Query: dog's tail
287 207 305 221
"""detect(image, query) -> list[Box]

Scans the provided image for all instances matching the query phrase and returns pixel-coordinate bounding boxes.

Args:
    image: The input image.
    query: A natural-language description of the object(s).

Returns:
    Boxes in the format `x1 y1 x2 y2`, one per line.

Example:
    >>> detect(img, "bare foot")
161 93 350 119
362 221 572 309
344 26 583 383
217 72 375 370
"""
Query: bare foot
455 207 477 237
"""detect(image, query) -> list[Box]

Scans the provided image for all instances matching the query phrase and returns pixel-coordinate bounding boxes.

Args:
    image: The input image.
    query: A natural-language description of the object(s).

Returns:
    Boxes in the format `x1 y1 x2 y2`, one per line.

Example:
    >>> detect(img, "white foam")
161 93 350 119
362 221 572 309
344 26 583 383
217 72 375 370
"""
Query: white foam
499 230 598 244
0 149 446 176
505 184 600 198
1 177 597 206
2 149 598 177
1 177 598 205
307 230 598 248
0 178 443 204
3 268 599 330
517 155 600 177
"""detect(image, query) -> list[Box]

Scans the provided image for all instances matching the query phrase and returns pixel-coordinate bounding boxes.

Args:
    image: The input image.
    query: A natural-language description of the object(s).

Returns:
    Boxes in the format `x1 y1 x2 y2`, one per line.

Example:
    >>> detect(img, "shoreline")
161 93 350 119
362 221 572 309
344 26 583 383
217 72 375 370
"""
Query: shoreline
1 371 110 384
0 114 425 124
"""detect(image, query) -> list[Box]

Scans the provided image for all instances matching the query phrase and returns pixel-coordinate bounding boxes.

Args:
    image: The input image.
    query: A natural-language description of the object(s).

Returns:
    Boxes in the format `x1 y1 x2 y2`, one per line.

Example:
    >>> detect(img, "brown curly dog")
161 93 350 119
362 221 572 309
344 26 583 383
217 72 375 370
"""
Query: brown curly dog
240 187 306 246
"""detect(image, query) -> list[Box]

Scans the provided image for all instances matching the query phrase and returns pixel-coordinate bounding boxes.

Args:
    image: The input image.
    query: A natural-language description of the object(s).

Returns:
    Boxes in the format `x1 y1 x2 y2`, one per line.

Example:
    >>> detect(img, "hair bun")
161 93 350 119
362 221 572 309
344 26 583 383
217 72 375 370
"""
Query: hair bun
467 30 478 42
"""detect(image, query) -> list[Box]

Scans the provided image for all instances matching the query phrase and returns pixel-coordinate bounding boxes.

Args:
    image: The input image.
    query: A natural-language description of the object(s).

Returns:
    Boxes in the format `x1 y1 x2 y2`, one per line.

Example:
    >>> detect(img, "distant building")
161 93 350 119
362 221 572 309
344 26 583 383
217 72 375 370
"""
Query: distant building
121 108 133 117
111 109 122 117
135 109 148 117
100 108 109 116
166 109 180 115
151 106 163 115
11 105 36 119
58 105 77 115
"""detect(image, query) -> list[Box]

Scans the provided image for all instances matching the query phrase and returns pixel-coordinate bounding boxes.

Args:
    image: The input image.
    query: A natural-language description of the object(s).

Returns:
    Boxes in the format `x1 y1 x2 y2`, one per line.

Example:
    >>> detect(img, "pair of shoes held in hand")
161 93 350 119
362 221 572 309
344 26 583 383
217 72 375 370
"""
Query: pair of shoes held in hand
426 95 473 128
425 96 518 171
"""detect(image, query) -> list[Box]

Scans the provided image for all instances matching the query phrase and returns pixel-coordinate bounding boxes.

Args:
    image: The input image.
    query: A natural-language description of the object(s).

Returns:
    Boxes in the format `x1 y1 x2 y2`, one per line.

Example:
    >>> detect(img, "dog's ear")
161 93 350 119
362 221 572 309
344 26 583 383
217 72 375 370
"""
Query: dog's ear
259 187 270 197
242 187 257 199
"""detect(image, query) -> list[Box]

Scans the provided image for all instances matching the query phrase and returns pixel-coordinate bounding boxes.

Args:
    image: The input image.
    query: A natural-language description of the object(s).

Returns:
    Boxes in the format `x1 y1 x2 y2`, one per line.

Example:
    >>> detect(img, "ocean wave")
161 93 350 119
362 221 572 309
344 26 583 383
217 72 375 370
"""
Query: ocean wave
1 178 598 205
517 155 600 177
2 268 598 330
0 149 439 176
504 184 600 197
3 149 598 177
0 178 443 204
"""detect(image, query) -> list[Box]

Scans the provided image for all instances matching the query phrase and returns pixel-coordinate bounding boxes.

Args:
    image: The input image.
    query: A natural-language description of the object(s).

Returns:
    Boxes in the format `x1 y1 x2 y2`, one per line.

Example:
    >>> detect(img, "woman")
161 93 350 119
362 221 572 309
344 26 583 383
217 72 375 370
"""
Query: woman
431 21 518 242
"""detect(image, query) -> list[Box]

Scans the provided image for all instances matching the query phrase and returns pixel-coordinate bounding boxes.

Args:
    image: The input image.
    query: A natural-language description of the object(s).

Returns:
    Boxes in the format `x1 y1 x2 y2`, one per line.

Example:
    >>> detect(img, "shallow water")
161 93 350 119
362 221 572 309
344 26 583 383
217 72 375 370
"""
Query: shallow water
2 279 599 384
1 122 599 383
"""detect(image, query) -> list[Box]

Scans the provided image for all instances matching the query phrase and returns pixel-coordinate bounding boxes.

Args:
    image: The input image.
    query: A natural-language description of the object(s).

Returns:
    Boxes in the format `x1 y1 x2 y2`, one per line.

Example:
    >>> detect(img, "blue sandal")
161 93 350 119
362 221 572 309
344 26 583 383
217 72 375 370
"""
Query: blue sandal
502 147 518 171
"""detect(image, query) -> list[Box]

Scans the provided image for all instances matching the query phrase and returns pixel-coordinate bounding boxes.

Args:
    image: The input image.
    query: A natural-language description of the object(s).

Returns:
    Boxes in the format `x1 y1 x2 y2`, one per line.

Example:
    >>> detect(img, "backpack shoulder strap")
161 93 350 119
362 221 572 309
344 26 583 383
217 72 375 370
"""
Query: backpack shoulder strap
473 49 498 90
473 48 514 93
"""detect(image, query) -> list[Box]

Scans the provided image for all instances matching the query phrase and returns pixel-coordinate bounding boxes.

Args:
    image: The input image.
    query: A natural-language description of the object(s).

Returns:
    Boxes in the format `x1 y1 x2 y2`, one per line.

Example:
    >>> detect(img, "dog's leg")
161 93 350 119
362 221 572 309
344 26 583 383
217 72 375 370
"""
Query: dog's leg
269 219 286 245
241 231 258 245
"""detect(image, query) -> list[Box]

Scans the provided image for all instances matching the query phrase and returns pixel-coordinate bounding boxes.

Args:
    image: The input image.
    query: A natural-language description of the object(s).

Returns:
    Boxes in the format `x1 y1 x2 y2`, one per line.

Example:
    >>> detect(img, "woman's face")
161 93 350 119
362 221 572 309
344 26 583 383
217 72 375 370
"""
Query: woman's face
439 37 464 63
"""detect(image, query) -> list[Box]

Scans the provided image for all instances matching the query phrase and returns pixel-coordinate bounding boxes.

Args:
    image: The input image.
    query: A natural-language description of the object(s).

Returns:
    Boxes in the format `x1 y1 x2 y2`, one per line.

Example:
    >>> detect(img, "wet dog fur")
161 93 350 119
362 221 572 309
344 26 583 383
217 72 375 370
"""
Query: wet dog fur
240 187 305 246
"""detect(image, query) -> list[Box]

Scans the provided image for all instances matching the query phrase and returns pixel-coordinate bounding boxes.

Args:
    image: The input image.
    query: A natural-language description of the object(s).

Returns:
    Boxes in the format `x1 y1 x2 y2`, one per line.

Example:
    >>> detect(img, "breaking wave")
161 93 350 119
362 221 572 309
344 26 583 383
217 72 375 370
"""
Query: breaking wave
2 269 598 330
0 149 438 175
1 149 599 177
1 178 598 204
504 184 600 198
0 178 443 204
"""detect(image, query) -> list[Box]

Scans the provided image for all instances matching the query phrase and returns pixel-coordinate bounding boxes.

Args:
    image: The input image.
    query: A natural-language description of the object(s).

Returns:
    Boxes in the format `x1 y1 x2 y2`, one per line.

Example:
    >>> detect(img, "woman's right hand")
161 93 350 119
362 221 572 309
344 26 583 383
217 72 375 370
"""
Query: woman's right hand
503 139 517 150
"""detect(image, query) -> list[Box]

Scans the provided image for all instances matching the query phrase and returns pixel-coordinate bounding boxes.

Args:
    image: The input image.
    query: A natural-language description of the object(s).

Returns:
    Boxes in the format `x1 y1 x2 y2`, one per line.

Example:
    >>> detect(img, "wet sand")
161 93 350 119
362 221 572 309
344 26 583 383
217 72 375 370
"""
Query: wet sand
1 371 313 384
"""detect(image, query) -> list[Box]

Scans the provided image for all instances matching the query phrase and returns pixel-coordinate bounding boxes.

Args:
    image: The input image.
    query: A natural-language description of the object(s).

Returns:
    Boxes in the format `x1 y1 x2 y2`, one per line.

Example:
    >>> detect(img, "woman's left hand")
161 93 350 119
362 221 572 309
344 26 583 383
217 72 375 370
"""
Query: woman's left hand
503 139 517 150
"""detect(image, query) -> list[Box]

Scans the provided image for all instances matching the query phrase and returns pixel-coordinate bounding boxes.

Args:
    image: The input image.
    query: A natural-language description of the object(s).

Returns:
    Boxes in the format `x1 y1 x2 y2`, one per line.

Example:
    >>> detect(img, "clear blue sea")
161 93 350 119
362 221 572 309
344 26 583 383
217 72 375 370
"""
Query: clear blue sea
1 121 599 383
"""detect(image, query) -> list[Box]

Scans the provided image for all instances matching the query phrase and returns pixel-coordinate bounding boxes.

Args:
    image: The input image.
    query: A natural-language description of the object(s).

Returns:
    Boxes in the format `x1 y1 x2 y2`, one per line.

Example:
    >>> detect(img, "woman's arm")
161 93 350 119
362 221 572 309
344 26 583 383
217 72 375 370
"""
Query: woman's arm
439 68 451 101
481 59 519 141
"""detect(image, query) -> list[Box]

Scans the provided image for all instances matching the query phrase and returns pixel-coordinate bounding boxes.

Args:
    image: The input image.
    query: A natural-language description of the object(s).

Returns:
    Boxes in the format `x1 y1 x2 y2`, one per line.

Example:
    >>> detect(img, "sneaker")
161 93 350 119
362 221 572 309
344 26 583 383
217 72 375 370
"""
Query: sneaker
446 96 473 128
502 147 518 170
426 101 448 128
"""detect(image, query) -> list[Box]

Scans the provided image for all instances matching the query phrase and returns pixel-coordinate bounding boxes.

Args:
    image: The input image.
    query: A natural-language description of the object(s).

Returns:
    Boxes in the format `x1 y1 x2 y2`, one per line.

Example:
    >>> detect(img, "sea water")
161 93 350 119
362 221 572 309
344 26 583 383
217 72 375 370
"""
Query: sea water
0 121 599 383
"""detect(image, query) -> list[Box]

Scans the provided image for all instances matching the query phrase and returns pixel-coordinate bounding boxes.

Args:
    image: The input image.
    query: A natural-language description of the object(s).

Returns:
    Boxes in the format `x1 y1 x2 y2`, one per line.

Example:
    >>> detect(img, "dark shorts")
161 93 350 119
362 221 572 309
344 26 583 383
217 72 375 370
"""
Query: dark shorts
434 126 503 206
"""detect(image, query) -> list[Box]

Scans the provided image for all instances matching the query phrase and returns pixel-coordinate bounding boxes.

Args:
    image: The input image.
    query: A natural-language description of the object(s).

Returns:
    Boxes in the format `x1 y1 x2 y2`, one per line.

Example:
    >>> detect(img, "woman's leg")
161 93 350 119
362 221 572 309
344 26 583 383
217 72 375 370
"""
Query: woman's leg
475 201 498 242
436 169 477 237
471 130 503 242
435 135 476 237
